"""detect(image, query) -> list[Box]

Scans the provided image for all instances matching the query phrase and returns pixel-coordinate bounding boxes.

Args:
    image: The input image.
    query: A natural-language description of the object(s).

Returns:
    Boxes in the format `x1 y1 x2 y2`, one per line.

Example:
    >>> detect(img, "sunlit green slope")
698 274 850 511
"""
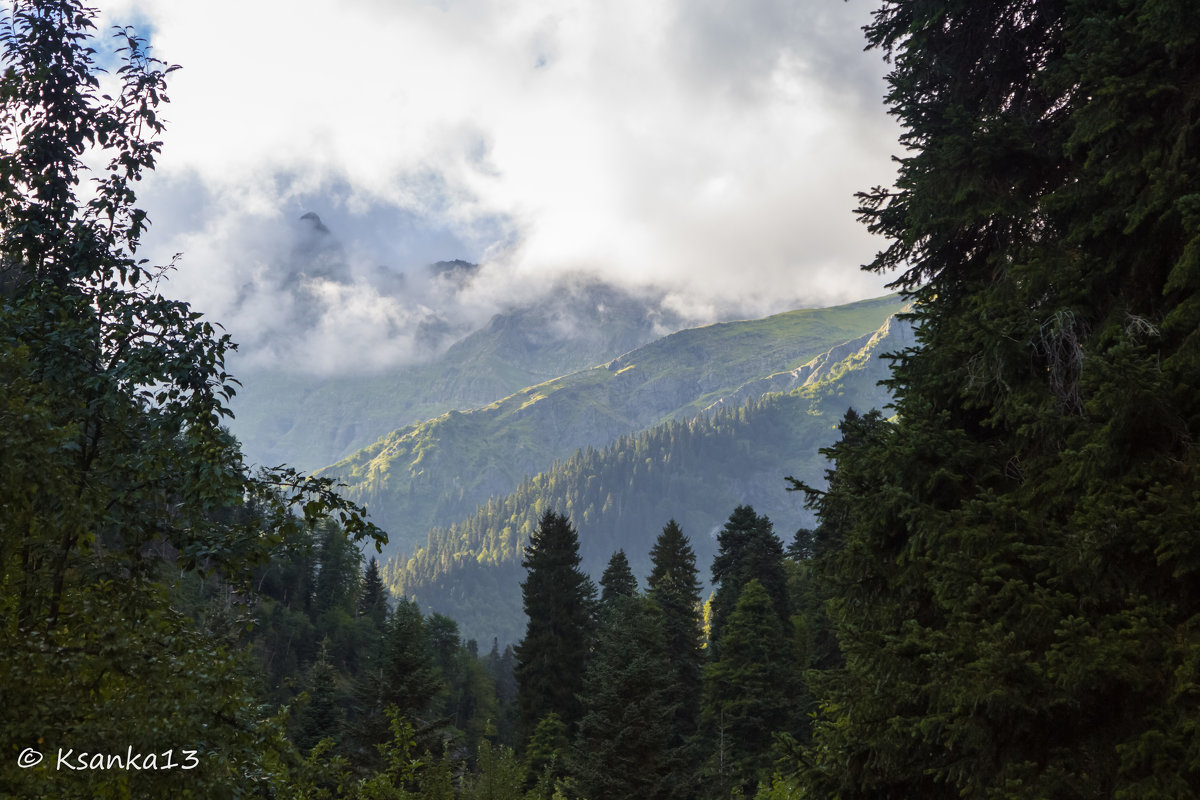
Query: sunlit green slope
325 294 904 557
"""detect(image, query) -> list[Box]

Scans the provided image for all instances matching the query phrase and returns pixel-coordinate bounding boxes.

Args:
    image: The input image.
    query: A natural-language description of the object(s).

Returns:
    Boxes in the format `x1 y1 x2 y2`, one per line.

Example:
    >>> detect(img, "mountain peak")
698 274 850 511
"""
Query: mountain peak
298 211 331 234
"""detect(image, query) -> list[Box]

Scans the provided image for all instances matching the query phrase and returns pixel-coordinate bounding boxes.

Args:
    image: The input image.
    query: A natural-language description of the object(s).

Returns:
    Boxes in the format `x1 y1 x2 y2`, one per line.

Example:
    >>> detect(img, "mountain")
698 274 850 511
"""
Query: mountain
323 294 905 558
383 312 914 645
227 279 690 471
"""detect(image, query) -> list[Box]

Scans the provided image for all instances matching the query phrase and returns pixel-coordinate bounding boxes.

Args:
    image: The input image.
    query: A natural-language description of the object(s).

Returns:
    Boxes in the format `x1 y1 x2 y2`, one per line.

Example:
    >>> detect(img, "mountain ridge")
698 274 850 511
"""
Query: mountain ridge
323 294 905 557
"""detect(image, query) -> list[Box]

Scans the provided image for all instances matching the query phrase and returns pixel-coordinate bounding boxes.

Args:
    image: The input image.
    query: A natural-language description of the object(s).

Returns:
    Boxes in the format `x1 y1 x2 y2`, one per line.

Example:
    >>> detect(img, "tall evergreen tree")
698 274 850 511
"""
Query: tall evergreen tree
382 600 442 721
314 519 362 615
358 556 389 627
599 548 638 607
523 712 569 794
798 1 1200 797
295 640 343 753
709 505 788 653
647 519 705 795
514 511 596 738
573 596 676 800
350 598 442 766
702 580 793 798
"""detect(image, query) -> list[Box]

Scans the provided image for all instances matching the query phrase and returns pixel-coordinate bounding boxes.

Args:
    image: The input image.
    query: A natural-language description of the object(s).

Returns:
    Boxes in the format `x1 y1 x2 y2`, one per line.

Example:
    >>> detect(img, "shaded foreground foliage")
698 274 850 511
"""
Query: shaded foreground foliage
786 0 1200 797
0 2 385 796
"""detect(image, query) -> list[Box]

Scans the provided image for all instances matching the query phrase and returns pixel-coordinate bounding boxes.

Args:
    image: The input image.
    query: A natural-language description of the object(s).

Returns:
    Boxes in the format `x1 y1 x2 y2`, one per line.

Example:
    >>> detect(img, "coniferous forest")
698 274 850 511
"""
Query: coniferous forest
2 0 1199 798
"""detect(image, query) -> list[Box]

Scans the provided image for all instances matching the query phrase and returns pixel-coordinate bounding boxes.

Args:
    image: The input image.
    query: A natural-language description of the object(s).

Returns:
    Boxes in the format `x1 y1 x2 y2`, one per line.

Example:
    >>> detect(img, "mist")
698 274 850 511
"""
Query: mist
96 0 900 376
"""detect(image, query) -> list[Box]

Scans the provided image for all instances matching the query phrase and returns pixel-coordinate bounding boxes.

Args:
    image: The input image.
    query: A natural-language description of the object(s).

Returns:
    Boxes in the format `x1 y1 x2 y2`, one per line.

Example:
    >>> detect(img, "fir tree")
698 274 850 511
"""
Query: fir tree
314 519 361 615
295 640 343 753
357 556 389 627
383 600 442 721
514 511 596 738
350 598 442 767
523 712 569 794
702 580 792 798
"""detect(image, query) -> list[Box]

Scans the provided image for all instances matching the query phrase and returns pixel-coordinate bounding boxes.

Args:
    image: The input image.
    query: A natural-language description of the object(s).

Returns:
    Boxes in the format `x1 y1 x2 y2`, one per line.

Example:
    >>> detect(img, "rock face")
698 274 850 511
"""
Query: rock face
323 294 905 558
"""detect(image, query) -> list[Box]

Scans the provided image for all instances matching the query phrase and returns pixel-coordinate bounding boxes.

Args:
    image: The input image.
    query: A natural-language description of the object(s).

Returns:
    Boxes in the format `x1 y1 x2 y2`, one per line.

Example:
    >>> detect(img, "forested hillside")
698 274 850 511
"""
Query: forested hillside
385 313 910 644
326 294 902 556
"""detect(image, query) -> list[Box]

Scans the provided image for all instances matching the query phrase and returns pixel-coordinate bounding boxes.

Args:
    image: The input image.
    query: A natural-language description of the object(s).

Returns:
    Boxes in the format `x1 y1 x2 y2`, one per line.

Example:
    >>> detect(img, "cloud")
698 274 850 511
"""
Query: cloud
93 0 900 373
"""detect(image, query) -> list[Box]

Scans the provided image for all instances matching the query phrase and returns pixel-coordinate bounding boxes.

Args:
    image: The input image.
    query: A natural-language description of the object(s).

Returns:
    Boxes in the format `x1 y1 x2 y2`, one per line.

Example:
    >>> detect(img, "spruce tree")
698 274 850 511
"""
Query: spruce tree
358 556 389 627
647 519 705 795
351 598 442 767
709 505 788 653
296 640 343 753
702 580 792 797
599 548 638 607
523 712 569 794
314 519 362 614
383 600 441 720
572 596 676 800
514 511 596 738
799 1 1200 797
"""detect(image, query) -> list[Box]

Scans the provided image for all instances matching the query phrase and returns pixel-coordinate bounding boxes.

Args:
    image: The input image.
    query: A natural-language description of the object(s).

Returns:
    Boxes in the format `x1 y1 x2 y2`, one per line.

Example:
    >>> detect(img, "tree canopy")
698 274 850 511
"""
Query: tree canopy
0 2 381 795
796 0 1200 796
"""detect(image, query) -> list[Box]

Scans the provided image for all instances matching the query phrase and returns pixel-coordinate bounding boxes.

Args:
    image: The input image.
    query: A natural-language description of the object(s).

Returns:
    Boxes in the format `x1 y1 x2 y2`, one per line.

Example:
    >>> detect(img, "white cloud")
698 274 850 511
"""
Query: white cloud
93 0 900 371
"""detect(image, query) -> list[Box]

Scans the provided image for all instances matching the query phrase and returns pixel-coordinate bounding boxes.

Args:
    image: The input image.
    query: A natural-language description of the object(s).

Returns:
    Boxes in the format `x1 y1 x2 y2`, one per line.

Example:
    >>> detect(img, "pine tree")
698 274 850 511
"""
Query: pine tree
572 596 676 800
599 548 638 607
647 519 705 796
798 1 1200 797
514 511 596 738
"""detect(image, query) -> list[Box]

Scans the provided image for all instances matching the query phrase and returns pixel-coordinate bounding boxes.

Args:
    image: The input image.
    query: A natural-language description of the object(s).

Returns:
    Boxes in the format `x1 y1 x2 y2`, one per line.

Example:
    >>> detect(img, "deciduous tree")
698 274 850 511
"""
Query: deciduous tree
0 2 382 796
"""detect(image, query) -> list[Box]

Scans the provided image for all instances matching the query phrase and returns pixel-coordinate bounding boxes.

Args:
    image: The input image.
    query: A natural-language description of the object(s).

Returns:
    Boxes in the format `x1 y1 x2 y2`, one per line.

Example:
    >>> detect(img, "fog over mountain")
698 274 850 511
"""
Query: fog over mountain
209 211 499 374
95 0 901 378
205 211 714 377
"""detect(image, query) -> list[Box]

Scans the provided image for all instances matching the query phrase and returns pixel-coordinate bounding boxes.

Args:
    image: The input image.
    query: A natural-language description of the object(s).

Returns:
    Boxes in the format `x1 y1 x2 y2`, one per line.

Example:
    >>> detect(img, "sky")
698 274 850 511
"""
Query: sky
90 0 902 374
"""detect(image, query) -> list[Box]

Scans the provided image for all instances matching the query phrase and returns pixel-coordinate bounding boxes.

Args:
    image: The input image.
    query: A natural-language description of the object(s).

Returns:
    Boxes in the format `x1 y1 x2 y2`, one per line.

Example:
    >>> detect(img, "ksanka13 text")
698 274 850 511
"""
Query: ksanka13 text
53 748 199 771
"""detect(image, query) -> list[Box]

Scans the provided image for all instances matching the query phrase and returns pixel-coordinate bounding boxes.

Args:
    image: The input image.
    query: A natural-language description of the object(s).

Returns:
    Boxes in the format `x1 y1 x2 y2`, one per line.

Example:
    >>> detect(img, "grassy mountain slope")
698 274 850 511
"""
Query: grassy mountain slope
383 313 913 645
227 281 688 471
326 294 904 556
